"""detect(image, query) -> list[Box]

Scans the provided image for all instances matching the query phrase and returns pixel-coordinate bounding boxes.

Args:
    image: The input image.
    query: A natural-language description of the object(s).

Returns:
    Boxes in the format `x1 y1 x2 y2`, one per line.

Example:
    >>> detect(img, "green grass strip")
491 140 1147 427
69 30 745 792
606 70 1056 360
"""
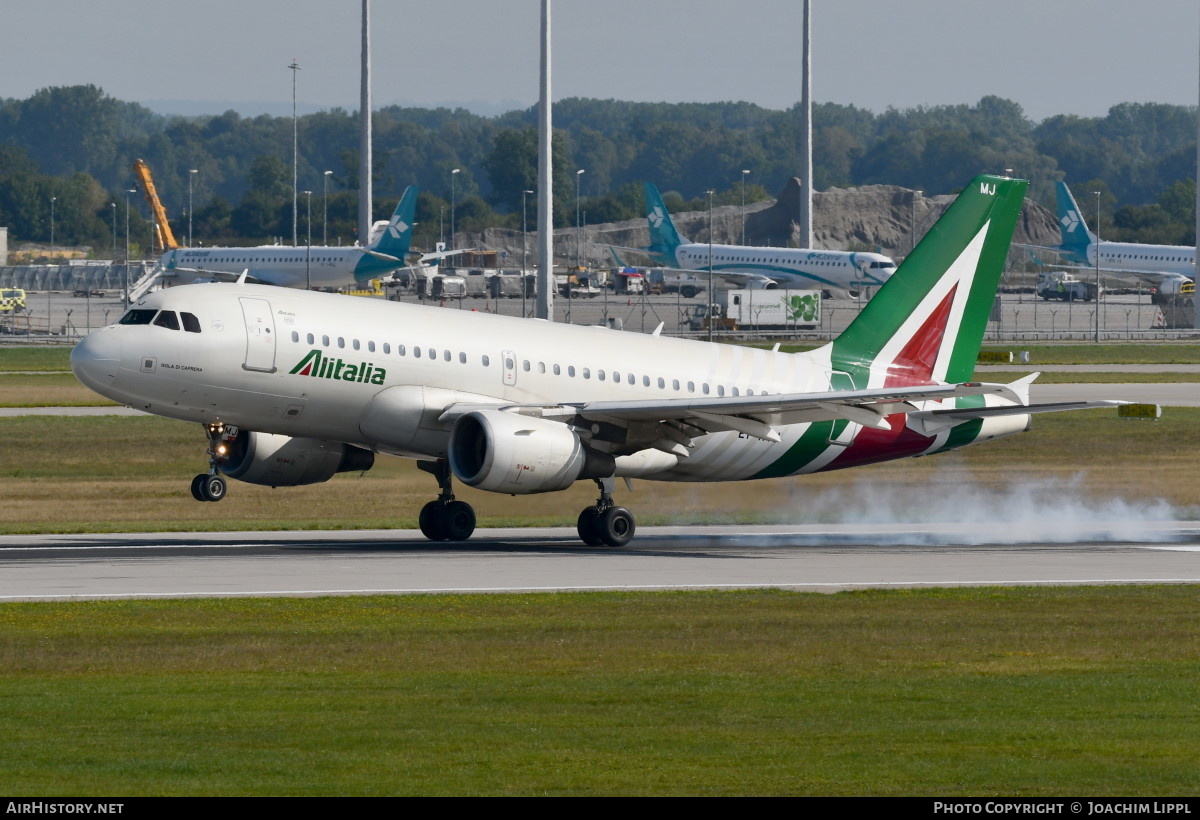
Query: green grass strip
0 587 1198 796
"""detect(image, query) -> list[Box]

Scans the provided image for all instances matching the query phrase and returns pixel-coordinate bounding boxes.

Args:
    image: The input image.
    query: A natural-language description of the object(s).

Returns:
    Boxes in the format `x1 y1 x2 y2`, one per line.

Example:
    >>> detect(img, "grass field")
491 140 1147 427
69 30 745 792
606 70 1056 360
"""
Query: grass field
1 587 1197 796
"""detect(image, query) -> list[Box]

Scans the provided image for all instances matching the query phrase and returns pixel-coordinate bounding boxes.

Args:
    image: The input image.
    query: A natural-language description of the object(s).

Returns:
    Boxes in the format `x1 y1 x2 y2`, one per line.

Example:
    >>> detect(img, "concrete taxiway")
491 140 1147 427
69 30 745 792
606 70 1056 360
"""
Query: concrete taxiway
2 523 1198 602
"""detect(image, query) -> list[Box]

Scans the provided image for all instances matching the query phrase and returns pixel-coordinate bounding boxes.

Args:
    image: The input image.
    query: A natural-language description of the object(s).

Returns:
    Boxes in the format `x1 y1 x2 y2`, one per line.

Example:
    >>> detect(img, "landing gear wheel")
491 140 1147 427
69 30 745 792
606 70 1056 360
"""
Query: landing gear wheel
442 500 476 541
190 474 208 502
419 500 448 541
597 506 635 547
200 474 226 502
577 506 604 546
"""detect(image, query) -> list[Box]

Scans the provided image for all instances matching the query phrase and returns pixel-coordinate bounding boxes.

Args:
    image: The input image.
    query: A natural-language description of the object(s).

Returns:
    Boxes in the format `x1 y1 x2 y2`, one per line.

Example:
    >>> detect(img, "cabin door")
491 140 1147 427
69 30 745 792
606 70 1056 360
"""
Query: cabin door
239 296 277 373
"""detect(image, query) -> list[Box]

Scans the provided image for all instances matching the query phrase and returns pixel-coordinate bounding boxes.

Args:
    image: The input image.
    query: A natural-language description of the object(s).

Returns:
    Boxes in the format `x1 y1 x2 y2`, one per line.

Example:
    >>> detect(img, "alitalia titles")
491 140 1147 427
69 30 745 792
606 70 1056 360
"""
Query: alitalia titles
289 349 385 385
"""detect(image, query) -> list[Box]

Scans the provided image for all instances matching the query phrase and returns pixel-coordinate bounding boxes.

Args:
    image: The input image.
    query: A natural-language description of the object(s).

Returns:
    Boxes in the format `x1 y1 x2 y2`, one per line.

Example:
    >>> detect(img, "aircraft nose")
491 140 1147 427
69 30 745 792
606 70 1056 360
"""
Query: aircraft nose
70 329 122 395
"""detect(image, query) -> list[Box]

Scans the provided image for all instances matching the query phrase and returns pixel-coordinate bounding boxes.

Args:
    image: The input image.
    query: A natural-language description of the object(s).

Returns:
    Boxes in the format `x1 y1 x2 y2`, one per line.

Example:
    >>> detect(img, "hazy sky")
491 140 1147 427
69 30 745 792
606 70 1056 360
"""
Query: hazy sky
2 0 1197 122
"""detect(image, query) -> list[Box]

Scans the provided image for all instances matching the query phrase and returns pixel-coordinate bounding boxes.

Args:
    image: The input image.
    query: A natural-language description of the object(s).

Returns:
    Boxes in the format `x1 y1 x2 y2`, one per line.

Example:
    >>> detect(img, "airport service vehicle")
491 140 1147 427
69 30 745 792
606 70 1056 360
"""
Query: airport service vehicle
0 289 26 313
71 175 1121 548
639 182 897 294
647 269 705 298
1035 271 1098 302
690 289 821 331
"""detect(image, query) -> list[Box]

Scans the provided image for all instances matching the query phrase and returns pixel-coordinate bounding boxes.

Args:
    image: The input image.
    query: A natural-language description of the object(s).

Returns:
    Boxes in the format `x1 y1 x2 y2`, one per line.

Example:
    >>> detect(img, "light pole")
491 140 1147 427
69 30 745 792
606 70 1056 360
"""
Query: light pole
124 188 136 304
450 168 460 247
50 196 56 251
707 189 715 342
1094 190 1101 342
740 169 749 245
110 202 116 259
574 169 585 320
323 170 332 245
188 169 197 246
289 59 301 246
304 190 312 290
522 189 533 317
911 190 923 255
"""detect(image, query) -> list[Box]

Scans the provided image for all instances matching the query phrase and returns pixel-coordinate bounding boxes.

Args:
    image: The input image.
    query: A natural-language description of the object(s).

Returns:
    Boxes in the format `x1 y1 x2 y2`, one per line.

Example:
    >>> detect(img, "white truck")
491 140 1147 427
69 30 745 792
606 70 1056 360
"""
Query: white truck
1036 271 1099 302
689 288 821 332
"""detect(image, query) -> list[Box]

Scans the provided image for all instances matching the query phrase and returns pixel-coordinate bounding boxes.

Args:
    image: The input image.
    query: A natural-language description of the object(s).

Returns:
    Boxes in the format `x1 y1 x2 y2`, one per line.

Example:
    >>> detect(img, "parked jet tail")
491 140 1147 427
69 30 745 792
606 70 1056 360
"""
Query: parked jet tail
361 185 419 277
825 174 1028 388
1055 181 1095 261
643 182 689 264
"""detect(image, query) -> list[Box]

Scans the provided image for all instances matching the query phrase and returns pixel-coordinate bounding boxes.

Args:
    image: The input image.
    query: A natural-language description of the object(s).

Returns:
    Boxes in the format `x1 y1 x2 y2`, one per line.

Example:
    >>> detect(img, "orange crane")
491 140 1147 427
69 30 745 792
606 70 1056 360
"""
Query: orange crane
131 158 181 252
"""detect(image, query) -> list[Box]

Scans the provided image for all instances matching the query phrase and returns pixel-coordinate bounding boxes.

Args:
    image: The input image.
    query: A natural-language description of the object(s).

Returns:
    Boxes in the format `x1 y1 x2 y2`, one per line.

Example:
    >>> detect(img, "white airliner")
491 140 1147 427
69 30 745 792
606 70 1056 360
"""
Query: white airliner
72 175 1120 547
1050 181 1195 296
150 186 451 292
642 182 898 294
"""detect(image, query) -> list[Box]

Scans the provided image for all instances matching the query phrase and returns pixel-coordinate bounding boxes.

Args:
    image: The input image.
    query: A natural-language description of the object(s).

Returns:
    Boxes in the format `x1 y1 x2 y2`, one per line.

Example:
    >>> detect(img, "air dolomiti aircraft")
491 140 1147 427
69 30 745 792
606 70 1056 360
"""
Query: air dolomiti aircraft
72 175 1119 547
1051 181 1195 295
643 182 898 293
154 186 427 291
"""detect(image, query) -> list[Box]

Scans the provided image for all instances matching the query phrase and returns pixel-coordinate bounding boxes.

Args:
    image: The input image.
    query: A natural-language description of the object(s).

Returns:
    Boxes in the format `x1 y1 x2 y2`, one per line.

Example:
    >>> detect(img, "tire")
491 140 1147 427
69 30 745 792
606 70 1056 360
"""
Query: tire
201 475 226 502
190 474 207 502
442 500 476 541
576 506 604 546
419 501 447 541
597 506 636 547
681 286 697 299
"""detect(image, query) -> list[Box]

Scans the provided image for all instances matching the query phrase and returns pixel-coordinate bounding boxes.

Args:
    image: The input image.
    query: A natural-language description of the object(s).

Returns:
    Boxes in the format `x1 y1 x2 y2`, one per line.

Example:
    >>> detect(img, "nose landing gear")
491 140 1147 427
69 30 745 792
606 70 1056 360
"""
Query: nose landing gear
576 477 635 547
417 459 477 542
190 422 235 502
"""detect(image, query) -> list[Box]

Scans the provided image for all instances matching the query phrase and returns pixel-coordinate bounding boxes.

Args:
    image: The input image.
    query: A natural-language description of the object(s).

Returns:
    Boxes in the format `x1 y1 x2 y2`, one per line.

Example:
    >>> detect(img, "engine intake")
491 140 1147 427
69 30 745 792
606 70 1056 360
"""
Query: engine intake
448 410 613 494
219 430 374 487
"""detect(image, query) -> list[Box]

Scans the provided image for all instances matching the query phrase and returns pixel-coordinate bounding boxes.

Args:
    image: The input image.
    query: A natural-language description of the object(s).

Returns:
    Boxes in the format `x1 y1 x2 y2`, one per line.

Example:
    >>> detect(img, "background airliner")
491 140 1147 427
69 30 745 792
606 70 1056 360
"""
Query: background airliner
641 182 898 294
144 186 427 295
1051 181 1195 295
72 175 1119 548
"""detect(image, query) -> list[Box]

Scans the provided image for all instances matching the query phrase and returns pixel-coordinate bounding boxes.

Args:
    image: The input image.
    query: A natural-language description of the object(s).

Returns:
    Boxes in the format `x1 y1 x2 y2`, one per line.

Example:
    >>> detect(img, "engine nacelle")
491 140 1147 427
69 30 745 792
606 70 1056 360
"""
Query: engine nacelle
218 430 374 487
448 410 614 494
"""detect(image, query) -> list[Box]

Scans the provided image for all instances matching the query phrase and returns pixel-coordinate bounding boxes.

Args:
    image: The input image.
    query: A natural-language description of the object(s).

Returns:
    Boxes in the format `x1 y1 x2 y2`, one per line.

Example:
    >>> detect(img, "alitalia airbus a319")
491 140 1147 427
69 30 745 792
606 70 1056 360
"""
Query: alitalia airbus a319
71 174 1121 547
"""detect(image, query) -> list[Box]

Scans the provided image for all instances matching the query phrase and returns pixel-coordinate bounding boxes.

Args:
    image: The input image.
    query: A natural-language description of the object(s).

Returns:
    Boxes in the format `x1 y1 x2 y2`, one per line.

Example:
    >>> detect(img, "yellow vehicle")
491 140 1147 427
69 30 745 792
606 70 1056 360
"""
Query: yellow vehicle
0 288 27 313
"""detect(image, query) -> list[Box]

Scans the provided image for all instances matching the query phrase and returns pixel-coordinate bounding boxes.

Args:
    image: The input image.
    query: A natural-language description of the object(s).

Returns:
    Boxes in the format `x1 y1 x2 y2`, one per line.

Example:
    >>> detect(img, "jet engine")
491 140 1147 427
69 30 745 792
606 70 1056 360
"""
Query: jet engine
218 430 375 487
448 410 614 494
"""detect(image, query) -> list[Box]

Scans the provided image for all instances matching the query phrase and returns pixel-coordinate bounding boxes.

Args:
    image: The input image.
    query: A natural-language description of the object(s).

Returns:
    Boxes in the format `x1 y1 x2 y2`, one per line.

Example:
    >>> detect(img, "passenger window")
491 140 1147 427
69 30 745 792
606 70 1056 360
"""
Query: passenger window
687 381 695 393
291 331 299 343
415 347 422 359
398 345 406 356
643 376 650 387
717 385 725 397
628 374 635 385
523 360 531 372
322 335 330 347
459 352 467 364
444 350 451 362
307 333 315 344
181 313 202 333
598 370 606 381
383 343 391 354
568 366 576 377
553 364 561 375
337 337 345 349
658 377 665 389
702 383 710 395
673 379 680 390
482 355 490 366
538 362 546 374
153 311 180 330
583 368 591 379
353 339 360 351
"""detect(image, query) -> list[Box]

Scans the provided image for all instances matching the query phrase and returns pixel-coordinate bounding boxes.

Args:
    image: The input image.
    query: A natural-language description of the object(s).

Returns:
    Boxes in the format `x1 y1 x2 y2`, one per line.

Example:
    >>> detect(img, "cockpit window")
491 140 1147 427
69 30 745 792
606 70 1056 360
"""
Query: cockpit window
118 309 157 325
153 310 180 331
180 312 201 333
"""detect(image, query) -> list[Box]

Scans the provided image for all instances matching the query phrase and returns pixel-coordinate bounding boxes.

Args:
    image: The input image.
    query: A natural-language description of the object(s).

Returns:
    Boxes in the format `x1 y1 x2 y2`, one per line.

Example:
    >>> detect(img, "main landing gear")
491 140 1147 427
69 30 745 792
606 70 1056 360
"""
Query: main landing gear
417 460 477 542
190 422 232 503
576 477 636 547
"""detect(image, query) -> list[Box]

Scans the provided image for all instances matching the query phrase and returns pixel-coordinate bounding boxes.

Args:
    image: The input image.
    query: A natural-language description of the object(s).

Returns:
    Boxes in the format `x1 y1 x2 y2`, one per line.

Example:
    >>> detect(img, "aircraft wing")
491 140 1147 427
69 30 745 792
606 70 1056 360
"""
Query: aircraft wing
442 382 1032 448
162 266 275 286
643 265 777 290
418 247 474 264
1050 264 1190 287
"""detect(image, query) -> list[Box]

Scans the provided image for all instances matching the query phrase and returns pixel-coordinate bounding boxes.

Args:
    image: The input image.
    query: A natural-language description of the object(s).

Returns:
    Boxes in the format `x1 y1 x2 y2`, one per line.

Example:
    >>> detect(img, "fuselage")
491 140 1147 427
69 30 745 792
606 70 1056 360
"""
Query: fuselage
159 246 399 289
1079 241 1197 280
71 283 1025 486
671 243 896 290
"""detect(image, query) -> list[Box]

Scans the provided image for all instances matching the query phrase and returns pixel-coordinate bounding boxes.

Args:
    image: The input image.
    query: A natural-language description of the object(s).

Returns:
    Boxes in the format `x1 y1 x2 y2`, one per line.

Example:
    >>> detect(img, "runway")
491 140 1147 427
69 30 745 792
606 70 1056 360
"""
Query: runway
3 523 1199 602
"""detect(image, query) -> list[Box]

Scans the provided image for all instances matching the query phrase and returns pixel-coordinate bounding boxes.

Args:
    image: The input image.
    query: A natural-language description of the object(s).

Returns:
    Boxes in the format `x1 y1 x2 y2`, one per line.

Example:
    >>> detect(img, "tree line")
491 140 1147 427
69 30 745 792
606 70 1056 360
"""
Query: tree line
0 84 1196 257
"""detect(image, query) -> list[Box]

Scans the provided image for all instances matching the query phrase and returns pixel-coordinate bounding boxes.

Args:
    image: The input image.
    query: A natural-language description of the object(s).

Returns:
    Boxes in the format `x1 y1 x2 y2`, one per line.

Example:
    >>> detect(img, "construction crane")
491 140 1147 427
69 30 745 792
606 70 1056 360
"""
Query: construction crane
131 158 181 252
